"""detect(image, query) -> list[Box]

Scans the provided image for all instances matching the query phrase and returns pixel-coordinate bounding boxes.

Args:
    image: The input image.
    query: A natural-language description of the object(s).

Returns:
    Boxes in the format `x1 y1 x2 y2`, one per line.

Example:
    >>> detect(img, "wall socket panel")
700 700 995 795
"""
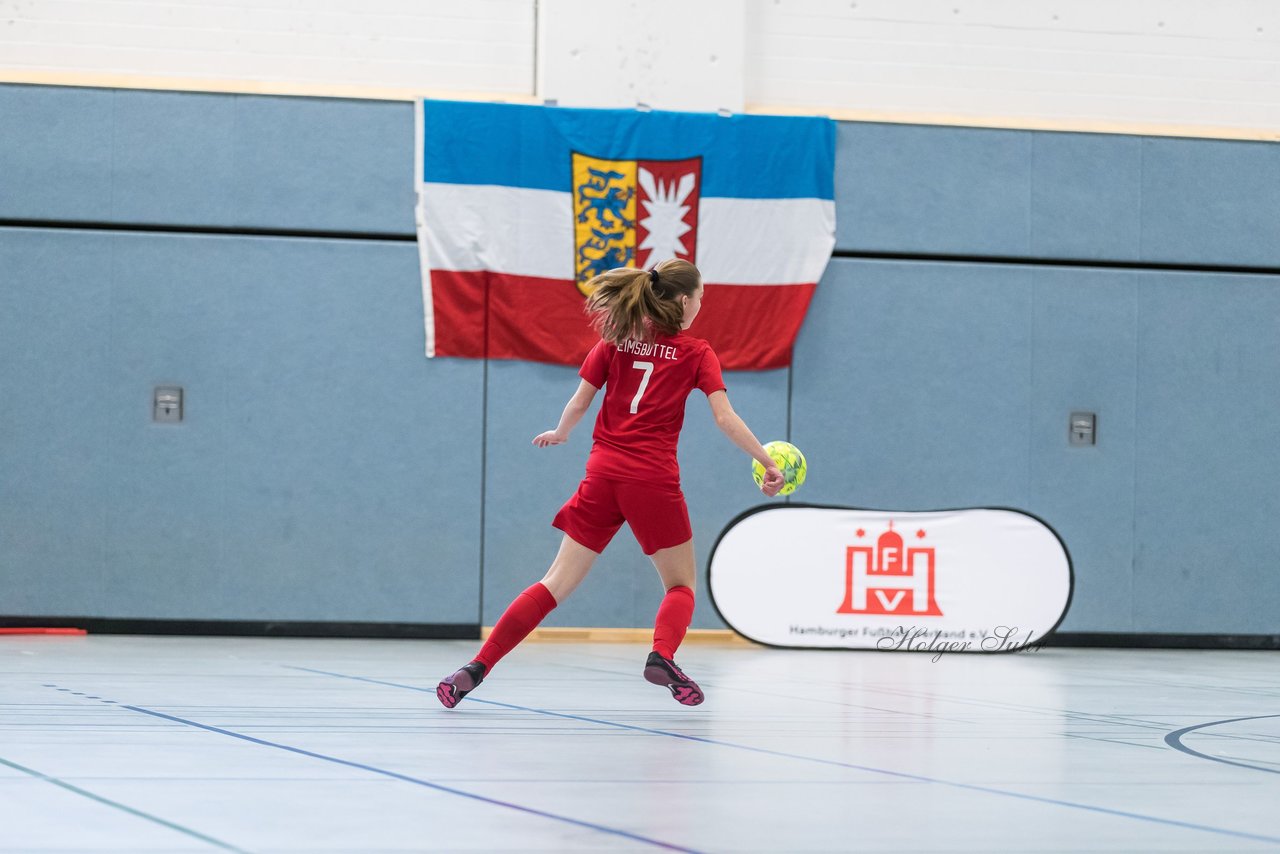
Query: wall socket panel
154 386 183 423
1069 411 1096 446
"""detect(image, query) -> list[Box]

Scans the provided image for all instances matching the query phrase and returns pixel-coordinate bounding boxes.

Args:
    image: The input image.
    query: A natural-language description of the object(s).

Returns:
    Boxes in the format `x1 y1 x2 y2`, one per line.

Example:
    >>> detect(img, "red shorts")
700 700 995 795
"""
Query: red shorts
552 476 692 555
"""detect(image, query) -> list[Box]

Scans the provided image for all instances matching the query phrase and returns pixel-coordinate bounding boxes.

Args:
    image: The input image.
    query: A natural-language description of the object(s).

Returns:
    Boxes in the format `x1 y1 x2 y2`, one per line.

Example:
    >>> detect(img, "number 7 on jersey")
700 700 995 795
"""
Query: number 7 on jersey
630 360 654 414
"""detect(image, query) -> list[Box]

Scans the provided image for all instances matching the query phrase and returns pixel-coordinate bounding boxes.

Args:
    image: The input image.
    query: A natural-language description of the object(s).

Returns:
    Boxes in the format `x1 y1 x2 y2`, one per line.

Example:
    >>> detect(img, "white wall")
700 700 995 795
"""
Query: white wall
0 0 1275 137
0 0 535 99
537 0 744 111
746 0 1280 137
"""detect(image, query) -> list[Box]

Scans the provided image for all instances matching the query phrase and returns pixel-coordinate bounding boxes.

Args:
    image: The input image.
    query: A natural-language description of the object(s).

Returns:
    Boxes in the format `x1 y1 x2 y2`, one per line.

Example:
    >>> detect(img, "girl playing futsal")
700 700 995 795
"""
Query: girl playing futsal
437 259 784 708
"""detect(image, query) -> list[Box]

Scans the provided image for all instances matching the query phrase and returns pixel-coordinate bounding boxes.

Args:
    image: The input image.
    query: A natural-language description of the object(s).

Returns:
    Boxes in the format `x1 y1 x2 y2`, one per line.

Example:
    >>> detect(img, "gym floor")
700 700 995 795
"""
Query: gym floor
2 635 1277 852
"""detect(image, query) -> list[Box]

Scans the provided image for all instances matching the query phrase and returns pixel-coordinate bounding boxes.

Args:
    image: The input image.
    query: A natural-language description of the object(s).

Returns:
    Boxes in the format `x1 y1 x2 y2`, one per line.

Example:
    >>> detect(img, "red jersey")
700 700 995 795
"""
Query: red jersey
579 331 726 487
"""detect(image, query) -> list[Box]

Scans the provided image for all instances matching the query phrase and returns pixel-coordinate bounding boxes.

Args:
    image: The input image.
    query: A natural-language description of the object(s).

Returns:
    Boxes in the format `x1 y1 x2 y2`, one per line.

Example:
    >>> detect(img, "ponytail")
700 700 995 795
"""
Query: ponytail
585 258 701 345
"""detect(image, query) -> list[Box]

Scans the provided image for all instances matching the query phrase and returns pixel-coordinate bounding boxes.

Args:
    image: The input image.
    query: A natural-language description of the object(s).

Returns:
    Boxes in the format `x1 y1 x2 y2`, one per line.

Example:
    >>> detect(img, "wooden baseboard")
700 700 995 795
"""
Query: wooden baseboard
481 626 757 645
0 70 534 104
2 73 1276 143
745 103 1280 143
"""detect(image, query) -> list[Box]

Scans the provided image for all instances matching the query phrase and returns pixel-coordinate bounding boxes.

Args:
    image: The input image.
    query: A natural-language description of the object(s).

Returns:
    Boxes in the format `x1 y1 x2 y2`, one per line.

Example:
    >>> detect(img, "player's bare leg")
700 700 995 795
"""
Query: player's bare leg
537 534 600 601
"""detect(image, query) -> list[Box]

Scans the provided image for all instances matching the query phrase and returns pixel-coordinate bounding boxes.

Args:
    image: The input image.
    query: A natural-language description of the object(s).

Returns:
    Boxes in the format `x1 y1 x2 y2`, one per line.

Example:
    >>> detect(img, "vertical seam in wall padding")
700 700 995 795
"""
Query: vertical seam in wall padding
1026 132 1034 256
1132 142 1145 632
104 223 118 583
785 359 794 506
786 359 793 441
478 357 487 625
1027 134 1036 513
478 284 490 625
217 230 230 581
1130 270 1140 633
220 97 237 583
1137 141 1146 262
108 92 118 220
106 93 121 586
1027 270 1035 515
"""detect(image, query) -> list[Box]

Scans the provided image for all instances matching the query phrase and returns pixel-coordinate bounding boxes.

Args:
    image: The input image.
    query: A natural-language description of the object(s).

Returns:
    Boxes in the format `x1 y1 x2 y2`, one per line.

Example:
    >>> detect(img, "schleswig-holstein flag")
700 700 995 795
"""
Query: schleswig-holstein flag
415 99 835 370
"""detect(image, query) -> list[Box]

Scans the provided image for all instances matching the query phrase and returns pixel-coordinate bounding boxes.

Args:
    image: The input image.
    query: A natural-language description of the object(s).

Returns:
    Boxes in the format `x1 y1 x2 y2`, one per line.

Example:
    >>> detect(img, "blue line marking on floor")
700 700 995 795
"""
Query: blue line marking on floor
1164 714 1280 775
0 752 247 853
107 699 702 853
287 665 1280 847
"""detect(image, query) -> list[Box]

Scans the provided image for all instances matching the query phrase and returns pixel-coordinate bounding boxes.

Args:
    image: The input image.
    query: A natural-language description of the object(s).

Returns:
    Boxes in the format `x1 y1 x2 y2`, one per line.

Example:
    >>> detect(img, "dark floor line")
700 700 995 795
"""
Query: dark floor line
1085 672 1280 700
99 699 700 853
1164 715 1280 776
0 754 247 853
1061 733 1167 751
289 665 1280 847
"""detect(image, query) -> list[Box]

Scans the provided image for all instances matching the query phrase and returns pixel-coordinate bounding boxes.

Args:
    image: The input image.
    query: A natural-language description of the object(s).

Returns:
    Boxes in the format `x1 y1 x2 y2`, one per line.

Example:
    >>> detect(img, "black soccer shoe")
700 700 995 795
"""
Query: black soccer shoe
643 651 704 706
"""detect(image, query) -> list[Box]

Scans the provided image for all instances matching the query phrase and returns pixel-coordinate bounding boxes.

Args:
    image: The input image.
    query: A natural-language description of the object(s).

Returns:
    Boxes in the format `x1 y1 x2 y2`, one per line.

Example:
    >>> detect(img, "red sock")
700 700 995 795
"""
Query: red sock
474 582 558 672
652 585 695 660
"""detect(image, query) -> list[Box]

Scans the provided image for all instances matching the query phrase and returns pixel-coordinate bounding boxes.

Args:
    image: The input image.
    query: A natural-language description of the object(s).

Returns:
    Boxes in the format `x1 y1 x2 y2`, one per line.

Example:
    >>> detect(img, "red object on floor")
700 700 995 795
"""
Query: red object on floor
0 628 87 635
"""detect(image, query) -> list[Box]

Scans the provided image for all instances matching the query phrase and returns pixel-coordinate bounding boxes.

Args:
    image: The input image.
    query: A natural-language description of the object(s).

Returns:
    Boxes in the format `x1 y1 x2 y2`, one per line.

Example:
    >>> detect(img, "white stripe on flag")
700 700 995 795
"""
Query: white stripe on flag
419 183 835 285
414 199 436 357
419 183 574 280
698 197 836 285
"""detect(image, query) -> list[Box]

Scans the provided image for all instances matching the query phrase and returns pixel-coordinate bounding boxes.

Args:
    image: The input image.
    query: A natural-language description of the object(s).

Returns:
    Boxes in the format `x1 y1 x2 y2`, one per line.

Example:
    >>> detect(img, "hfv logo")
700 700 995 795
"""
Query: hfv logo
837 521 943 616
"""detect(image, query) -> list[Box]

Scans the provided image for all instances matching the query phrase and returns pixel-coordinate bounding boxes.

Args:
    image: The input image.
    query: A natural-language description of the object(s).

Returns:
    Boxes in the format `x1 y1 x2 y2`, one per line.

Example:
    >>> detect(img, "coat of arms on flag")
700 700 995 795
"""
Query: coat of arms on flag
573 154 702 295
416 100 835 370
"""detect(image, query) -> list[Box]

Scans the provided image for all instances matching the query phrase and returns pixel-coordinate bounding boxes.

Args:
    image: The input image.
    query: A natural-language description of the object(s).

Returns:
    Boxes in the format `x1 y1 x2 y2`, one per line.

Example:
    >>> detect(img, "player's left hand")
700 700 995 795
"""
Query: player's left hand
760 464 784 497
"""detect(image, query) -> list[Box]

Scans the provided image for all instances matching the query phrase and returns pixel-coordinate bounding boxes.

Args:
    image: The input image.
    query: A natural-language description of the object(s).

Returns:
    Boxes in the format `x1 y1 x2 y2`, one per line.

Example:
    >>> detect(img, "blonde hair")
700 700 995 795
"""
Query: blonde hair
585 258 702 345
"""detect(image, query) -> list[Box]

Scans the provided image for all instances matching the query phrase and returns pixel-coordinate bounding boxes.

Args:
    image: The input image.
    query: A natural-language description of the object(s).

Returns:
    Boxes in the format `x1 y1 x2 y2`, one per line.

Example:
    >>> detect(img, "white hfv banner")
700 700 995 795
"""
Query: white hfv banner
708 505 1073 652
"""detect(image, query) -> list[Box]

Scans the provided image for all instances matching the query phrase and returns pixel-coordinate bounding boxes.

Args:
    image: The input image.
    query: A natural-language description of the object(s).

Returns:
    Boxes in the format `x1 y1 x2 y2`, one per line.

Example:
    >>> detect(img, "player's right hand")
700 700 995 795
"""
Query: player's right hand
533 430 567 447
760 464 784 497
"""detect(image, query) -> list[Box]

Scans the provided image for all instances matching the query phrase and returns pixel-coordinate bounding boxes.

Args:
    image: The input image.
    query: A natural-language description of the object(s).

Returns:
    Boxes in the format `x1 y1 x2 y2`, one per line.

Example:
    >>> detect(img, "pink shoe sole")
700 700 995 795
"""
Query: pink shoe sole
436 669 479 709
644 663 704 706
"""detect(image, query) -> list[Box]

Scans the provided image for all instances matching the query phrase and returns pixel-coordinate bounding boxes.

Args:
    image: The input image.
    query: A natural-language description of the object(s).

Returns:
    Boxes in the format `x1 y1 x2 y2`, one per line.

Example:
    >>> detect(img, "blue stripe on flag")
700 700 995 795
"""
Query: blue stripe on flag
422 100 834 200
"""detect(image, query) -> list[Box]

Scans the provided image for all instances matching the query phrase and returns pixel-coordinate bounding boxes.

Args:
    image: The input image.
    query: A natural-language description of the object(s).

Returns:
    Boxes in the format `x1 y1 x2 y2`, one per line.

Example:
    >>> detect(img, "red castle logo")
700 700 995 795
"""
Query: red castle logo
837 521 943 616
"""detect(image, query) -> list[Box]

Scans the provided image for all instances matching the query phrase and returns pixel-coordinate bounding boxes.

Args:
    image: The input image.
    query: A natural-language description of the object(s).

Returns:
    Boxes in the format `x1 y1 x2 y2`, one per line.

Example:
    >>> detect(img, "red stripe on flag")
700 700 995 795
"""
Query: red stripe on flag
694 282 817 371
486 274 598 363
429 270 487 358
428 271 815 370
429 271 597 363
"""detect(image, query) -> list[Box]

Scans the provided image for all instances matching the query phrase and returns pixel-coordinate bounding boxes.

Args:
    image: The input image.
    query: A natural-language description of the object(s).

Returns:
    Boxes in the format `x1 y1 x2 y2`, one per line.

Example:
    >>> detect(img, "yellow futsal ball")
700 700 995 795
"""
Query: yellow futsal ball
752 440 807 495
